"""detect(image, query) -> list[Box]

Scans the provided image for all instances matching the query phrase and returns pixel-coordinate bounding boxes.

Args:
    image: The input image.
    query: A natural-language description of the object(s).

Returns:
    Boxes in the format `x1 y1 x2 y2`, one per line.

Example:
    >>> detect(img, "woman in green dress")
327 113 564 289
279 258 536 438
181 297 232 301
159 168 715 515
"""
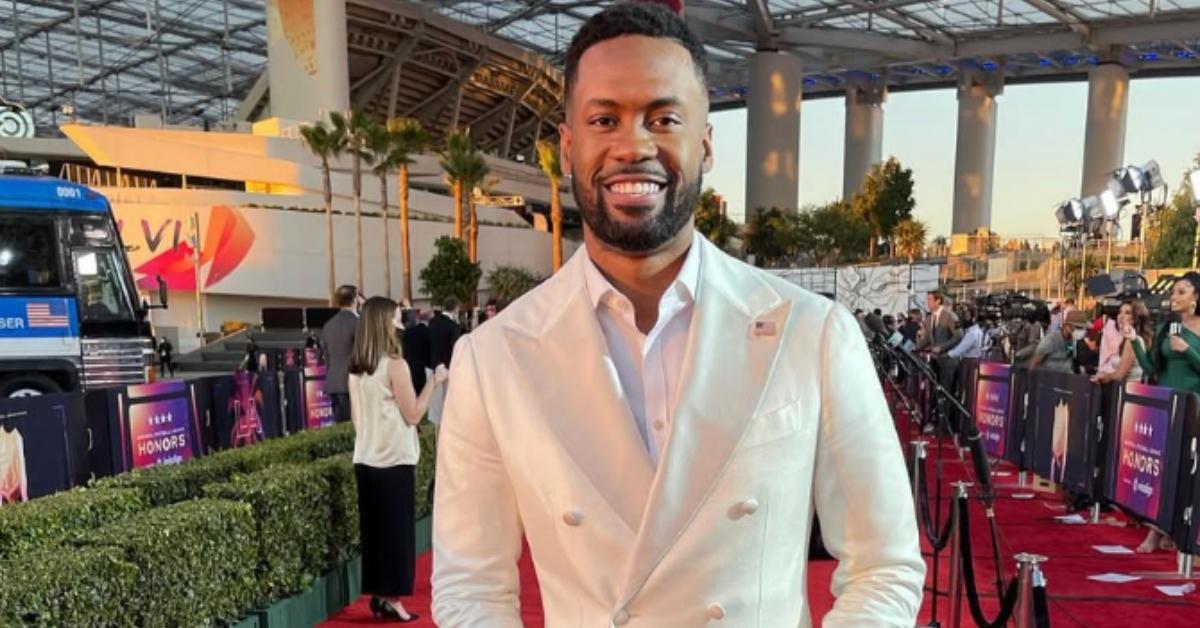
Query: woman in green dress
1128 272 1200 552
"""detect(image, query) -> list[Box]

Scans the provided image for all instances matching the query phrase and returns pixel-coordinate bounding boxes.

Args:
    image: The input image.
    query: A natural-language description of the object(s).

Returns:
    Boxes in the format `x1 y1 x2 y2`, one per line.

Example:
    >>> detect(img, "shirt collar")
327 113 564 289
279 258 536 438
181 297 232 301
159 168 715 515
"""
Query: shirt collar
583 233 702 311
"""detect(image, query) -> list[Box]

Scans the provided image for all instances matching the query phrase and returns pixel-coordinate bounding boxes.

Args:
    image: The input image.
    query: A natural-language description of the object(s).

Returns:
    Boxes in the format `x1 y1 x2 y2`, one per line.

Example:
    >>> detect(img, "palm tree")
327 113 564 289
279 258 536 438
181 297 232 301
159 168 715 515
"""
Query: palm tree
385 118 429 304
892 218 928 264
299 120 346 306
536 140 564 272
330 110 375 291
440 131 474 241
366 122 395 298
461 154 490 264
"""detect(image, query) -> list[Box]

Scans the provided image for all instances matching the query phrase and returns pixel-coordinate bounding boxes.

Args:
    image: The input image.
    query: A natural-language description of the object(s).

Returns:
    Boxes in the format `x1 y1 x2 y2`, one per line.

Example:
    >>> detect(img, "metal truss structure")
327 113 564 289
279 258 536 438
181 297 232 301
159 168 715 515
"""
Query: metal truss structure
1 0 266 131
4 0 1200 146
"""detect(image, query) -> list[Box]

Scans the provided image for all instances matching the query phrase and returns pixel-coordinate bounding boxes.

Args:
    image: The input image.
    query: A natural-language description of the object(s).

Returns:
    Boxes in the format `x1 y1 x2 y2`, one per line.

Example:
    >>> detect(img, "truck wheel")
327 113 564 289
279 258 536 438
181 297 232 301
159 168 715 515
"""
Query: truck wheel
0 374 63 399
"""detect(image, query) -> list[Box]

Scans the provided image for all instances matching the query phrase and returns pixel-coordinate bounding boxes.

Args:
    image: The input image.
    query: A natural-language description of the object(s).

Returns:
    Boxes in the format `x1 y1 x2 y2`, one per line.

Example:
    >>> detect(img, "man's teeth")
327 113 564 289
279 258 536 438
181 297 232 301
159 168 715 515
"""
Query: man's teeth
607 182 662 195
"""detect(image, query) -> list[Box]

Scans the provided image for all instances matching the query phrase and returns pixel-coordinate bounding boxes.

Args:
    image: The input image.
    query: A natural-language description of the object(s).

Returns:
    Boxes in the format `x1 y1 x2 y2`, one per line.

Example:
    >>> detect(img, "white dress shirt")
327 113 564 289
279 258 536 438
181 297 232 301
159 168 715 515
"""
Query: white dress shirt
582 238 702 466
948 323 985 359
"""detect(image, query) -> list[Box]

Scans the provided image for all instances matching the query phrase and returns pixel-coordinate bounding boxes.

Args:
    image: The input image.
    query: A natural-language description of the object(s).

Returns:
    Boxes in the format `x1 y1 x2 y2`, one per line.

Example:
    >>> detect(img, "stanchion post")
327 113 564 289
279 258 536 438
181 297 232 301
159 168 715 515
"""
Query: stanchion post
910 440 928 499
947 481 972 628
1179 552 1194 579
1013 553 1048 628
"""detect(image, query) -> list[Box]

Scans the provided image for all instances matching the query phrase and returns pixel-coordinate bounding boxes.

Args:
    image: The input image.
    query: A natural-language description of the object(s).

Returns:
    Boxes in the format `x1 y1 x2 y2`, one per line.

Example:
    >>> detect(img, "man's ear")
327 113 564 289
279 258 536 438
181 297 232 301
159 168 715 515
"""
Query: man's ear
701 122 714 174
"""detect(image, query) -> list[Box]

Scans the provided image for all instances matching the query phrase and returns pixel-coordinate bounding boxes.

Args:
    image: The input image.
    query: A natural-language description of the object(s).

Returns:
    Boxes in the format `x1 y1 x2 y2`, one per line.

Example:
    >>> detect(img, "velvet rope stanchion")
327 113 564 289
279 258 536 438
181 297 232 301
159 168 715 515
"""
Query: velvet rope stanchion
955 494 1021 628
1011 553 1051 628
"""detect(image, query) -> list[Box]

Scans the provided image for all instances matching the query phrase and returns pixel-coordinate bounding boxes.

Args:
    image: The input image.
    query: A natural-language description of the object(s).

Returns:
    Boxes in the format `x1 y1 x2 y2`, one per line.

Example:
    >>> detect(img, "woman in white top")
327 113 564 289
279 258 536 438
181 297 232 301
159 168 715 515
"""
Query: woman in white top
349 297 447 622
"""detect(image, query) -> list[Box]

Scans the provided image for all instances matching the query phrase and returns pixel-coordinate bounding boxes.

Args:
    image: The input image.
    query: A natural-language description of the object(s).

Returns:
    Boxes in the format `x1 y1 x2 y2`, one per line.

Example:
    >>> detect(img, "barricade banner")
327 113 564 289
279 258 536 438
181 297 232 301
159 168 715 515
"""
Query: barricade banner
0 393 81 503
959 358 980 411
1029 370 1102 494
210 370 283 450
284 348 333 433
1105 382 1193 530
109 380 205 473
973 362 1013 458
1005 366 1033 469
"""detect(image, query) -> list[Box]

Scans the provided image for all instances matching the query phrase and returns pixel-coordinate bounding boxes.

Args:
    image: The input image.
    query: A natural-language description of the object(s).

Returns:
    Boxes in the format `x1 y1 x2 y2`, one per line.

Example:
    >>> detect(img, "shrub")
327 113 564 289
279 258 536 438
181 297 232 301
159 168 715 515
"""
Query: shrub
311 454 359 567
84 499 257 627
0 544 138 627
204 464 332 606
0 487 145 560
96 422 355 506
416 422 438 519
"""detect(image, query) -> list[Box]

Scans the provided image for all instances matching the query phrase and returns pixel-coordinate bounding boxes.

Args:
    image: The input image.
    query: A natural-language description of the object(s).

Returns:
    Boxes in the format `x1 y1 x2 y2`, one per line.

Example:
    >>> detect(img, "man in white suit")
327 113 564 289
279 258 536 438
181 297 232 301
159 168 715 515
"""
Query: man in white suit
432 4 925 626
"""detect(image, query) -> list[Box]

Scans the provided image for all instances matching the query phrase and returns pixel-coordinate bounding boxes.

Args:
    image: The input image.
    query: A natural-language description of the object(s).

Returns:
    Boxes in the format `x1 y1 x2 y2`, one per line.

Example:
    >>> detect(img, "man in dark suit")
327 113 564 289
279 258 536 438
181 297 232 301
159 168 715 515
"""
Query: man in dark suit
320 285 360 423
916 291 964 412
428 297 463 369
399 309 432 393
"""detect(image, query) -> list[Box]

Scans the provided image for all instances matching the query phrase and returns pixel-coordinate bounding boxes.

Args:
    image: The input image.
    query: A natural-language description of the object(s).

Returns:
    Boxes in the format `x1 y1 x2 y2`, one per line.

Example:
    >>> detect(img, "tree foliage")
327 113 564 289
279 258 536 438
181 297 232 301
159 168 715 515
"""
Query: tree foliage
744 207 800 268
852 157 916 257
794 201 871 266
892 218 929 263
487 265 542 307
694 188 738 249
419 236 482 308
1146 156 1200 269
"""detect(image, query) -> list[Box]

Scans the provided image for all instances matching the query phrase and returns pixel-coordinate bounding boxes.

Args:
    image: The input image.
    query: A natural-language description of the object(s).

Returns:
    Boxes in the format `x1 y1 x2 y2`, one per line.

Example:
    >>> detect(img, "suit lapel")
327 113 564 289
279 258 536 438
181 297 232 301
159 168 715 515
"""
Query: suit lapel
617 238 790 605
502 252 655 533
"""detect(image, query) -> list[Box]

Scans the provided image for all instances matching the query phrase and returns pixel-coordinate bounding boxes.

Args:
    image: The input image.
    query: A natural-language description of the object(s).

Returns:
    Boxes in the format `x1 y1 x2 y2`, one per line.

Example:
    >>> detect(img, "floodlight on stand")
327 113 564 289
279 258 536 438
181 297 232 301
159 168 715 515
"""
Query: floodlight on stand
1056 198 1084 225
1141 160 1164 191
1117 165 1144 195
1100 188 1123 219
1082 195 1103 236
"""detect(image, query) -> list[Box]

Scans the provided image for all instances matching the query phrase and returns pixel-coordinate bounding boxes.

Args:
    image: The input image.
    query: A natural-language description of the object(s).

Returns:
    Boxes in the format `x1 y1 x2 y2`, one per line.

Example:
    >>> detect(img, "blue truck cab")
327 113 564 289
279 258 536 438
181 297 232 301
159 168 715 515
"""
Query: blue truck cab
0 175 166 397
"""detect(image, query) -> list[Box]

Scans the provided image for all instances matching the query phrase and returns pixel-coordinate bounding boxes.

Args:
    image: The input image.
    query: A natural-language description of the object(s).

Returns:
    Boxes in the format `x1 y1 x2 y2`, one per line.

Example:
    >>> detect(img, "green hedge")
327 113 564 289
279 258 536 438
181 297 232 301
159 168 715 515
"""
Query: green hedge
0 544 138 627
97 422 355 506
311 454 359 567
416 422 438 518
204 464 332 607
0 487 145 561
84 499 257 627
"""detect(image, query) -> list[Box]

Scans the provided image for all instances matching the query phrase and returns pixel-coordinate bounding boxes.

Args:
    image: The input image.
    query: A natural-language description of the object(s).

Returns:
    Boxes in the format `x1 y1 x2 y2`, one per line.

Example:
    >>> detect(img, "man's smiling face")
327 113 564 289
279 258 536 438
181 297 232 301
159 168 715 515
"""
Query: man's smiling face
560 35 713 255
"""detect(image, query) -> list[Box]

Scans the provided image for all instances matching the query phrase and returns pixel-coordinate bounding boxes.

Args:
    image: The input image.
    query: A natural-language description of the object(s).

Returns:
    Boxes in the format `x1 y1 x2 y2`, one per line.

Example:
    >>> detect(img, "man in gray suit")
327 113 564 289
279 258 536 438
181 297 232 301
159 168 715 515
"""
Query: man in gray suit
320 285 360 423
917 291 962 355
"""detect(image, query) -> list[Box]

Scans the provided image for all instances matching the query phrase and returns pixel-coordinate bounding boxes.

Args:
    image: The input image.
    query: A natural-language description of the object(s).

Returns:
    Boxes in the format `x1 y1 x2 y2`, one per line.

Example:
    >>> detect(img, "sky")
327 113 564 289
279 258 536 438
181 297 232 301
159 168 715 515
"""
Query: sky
705 76 1200 240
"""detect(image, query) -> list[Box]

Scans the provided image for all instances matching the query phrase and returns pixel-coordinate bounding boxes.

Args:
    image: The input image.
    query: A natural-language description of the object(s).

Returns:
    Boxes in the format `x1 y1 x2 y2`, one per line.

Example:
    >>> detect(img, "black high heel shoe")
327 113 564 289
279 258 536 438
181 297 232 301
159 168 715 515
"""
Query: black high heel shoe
370 596 420 623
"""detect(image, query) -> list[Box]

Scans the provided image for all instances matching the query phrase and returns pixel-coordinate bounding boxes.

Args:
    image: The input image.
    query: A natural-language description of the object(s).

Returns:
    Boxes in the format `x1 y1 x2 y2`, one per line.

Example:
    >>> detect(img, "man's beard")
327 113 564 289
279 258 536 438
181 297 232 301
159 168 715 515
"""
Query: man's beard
572 166 702 254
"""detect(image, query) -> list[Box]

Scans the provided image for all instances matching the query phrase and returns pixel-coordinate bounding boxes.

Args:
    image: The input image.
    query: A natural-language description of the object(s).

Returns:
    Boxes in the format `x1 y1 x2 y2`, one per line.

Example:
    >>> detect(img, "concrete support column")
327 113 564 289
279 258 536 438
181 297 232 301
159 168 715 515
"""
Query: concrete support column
745 50 802 216
952 71 1003 235
843 81 885 201
266 0 350 121
1080 62 1130 197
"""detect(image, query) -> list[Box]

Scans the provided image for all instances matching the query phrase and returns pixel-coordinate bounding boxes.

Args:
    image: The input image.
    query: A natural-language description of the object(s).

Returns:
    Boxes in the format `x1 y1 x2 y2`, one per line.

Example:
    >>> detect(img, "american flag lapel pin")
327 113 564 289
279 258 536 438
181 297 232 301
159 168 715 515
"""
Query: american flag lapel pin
752 319 776 337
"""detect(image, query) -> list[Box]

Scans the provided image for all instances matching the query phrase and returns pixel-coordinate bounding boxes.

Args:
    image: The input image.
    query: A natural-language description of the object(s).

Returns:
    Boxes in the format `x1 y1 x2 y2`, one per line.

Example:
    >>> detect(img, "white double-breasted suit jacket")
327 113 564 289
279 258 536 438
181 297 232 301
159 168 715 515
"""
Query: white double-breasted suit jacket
431 235 925 627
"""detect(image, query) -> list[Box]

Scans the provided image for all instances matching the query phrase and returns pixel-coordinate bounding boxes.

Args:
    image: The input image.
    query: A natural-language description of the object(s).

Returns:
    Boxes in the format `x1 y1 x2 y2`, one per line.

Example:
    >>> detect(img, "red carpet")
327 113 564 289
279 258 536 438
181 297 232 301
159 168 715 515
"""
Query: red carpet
324 388 1200 627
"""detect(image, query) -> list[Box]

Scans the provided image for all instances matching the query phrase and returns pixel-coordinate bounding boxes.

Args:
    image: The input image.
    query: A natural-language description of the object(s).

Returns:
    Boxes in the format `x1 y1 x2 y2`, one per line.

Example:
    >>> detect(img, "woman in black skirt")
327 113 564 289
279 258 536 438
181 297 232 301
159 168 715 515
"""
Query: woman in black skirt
349 297 447 622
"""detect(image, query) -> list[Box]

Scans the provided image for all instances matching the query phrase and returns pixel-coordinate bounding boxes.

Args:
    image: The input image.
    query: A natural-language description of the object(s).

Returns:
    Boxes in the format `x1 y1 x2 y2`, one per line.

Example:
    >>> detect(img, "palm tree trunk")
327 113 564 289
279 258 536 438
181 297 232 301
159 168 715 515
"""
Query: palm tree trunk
322 162 335 306
468 200 479 263
869 233 877 258
380 174 391 299
399 163 413 304
353 152 364 292
452 182 463 240
550 178 563 271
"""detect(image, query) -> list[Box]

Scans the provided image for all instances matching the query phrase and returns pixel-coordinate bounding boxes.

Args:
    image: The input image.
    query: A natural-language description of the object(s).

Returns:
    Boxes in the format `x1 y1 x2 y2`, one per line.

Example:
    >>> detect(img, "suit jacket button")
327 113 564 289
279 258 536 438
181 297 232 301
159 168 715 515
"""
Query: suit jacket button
741 498 760 515
562 511 582 526
707 603 726 620
612 609 631 625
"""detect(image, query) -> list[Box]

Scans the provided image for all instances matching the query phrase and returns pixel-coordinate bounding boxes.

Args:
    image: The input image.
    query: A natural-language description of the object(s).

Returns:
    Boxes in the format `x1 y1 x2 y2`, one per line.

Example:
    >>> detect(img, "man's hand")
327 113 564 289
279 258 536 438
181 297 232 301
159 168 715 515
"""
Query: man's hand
1170 335 1188 353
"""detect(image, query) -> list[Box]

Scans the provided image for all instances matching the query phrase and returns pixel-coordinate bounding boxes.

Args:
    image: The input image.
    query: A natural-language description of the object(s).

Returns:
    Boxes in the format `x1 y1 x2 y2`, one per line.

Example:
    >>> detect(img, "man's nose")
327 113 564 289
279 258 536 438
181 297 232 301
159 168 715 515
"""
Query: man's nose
610 124 657 163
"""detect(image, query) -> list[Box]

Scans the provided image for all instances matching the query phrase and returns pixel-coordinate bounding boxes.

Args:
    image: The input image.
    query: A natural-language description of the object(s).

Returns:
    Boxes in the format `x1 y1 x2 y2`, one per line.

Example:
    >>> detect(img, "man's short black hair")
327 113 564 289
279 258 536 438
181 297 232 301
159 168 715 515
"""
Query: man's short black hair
564 2 708 107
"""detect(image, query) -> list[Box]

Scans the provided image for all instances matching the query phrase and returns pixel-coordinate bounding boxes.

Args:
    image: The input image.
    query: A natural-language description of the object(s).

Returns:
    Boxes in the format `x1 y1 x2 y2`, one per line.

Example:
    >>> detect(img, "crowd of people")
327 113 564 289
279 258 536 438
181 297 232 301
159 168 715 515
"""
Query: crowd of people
863 272 1200 555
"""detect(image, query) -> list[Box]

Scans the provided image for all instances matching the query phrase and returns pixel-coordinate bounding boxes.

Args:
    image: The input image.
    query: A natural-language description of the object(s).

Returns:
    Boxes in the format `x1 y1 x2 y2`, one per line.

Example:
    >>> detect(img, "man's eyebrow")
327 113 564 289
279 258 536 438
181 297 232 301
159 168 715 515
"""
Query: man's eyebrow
581 97 686 110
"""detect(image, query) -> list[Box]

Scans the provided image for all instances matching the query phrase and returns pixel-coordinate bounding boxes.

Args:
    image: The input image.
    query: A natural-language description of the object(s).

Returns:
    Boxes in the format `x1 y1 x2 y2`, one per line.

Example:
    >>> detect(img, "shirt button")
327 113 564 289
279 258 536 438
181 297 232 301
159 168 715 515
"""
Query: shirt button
707 603 726 620
562 511 582 526
612 609 631 625
740 498 760 516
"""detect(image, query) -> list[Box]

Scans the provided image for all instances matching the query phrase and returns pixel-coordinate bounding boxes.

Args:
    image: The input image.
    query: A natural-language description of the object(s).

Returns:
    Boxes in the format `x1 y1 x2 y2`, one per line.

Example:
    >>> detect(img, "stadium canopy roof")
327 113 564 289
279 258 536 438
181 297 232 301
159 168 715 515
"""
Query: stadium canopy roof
4 0 1200 135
